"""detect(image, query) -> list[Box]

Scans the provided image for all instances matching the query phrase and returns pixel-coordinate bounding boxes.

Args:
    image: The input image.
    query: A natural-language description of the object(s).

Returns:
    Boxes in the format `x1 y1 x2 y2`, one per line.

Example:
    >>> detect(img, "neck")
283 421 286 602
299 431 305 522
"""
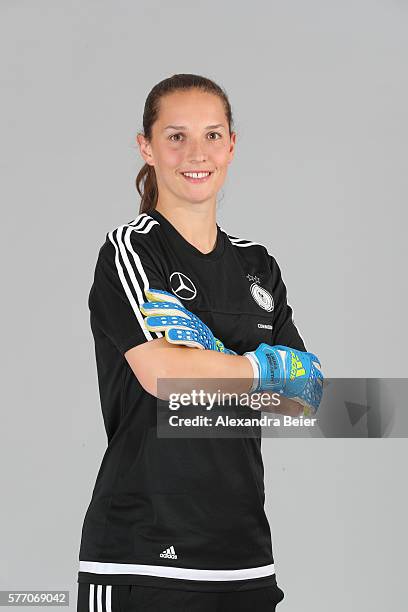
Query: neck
154 203 218 255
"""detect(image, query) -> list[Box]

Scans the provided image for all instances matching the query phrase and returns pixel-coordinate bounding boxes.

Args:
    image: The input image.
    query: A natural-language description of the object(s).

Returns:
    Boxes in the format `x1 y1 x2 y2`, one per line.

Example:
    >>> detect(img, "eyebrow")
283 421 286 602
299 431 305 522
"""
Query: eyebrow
163 123 225 131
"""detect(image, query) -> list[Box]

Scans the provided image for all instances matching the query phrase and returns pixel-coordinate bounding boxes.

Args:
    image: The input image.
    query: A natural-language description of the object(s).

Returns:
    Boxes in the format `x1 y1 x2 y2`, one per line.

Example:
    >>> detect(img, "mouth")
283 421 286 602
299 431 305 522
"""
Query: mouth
180 170 213 184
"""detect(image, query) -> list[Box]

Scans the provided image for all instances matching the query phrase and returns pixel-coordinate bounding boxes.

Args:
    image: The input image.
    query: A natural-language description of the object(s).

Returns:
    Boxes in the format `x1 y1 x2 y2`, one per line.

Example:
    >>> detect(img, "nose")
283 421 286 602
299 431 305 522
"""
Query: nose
187 138 208 162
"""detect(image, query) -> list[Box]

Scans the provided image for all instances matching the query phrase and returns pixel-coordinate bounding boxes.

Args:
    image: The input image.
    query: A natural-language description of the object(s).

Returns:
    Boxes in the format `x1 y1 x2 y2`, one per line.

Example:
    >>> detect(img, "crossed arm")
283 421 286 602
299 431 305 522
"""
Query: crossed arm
125 337 304 417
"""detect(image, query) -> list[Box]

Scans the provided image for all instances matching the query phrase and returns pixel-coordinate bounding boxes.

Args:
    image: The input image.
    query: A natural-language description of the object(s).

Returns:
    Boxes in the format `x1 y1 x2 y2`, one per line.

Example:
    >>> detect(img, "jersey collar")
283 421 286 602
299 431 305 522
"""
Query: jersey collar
149 209 226 261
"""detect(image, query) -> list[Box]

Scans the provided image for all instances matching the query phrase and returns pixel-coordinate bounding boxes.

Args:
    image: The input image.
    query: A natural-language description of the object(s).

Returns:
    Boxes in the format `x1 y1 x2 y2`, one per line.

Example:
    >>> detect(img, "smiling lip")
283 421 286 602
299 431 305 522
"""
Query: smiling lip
180 171 213 184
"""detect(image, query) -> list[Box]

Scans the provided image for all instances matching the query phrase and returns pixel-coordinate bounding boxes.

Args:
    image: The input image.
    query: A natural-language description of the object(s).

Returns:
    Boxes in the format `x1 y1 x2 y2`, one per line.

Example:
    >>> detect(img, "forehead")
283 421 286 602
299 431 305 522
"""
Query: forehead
156 90 226 127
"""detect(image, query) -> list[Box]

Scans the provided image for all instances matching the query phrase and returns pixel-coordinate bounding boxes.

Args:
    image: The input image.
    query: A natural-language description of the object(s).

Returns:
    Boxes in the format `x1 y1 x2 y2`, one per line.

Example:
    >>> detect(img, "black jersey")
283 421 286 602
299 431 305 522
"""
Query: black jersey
78 208 306 593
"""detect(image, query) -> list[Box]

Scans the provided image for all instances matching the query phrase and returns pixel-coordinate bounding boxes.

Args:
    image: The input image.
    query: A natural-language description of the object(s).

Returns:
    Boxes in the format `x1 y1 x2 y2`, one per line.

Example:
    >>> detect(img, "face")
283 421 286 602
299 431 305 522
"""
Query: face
137 90 236 207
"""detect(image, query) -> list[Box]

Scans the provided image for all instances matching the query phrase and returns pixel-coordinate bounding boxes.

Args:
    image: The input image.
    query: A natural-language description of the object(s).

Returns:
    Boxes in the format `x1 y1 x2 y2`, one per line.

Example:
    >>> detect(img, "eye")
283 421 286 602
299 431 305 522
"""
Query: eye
208 132 222 140
169 133 184 142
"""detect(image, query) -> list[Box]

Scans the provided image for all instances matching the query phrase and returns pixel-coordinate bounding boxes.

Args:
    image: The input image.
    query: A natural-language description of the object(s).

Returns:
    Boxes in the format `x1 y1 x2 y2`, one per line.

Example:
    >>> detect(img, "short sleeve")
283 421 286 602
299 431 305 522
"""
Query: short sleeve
269 254 307 352
88 228 167 355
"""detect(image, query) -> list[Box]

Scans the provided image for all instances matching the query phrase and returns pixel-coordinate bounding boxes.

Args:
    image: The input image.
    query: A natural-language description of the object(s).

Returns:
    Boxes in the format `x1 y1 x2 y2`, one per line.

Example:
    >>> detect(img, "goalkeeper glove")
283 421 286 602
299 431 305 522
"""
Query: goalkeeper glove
244 343 324 415
140 288 237 355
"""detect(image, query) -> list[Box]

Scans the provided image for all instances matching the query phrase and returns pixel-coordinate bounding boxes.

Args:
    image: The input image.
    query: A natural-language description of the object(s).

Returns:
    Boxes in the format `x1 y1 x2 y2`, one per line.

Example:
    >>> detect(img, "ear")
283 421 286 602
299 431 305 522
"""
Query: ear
228 131 237 163
137 133 155 167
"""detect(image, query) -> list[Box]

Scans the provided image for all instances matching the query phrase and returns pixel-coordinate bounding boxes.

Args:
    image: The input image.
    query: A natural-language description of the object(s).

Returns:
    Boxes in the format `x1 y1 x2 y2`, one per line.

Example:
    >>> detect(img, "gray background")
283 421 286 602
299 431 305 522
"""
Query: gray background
1 0 407 610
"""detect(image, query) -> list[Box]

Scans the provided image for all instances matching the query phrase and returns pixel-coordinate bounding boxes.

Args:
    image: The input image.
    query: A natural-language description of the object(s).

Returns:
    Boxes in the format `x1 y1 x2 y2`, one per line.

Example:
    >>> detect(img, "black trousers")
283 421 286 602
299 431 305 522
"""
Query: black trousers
77 582 285 612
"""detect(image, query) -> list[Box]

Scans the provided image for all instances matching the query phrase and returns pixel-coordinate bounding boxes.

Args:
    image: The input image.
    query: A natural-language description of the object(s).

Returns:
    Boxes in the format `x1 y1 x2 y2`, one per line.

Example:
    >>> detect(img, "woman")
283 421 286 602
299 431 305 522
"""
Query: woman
77 74 323 612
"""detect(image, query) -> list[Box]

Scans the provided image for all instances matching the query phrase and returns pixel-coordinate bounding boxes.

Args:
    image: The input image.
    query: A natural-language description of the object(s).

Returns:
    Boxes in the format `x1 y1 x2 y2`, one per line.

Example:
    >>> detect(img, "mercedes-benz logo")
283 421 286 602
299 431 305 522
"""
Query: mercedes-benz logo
169 272 197 301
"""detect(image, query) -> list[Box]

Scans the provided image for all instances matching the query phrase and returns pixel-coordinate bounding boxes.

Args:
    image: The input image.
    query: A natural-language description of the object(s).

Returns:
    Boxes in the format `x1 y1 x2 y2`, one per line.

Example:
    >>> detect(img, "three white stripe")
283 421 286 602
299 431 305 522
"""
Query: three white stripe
88 584 112 612
228 237 263 247
108 213 163 342
220 227 263 248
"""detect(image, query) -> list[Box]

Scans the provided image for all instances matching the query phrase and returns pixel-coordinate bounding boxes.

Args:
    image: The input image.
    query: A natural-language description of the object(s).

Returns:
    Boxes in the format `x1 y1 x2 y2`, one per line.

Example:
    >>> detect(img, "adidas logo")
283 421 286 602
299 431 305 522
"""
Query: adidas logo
160 545 177 559
290 350 306 380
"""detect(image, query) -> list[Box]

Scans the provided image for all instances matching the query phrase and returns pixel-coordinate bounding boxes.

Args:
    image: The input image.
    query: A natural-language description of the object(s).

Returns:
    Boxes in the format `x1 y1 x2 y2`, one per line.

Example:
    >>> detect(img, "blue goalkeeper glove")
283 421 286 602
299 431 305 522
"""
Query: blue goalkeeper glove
140 288 237 355
244 343 324 415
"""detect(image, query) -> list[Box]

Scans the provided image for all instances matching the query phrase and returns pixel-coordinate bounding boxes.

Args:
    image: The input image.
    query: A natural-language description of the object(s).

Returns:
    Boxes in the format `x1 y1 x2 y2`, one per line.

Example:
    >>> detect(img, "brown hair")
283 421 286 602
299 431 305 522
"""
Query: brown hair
135 74 234 214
